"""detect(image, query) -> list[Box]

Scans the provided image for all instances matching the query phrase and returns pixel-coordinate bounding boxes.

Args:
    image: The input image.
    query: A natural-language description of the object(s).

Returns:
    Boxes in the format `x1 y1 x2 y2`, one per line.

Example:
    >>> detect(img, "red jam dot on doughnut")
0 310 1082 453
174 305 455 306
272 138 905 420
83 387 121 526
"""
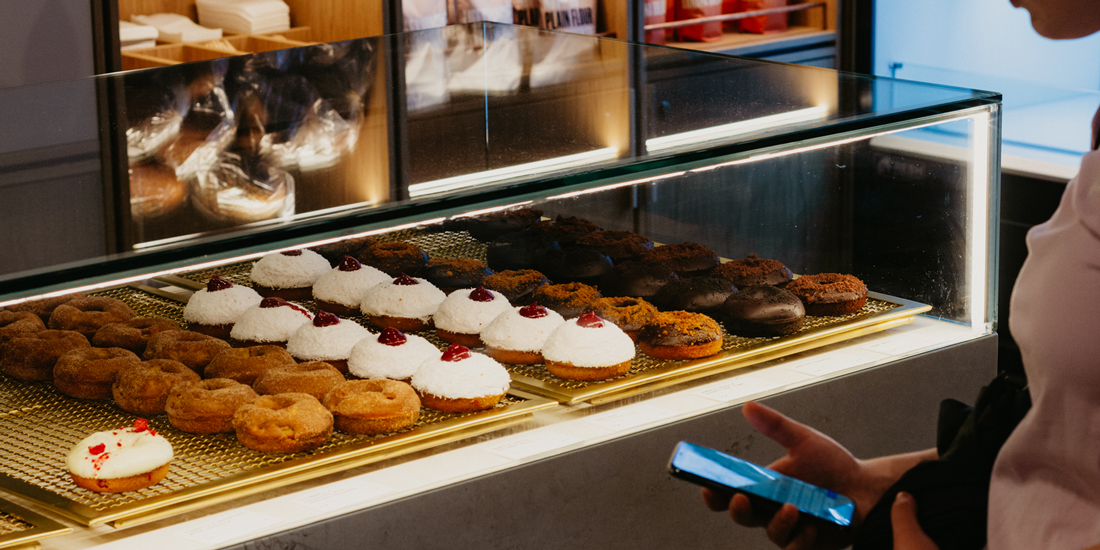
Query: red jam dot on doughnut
394 274 419 286
576 312 604 328
133 418 149 432
261 297 287 308
442 343 471 362
89 443 105 455
378 327 407 346
314 311 340 327
469 287 494 302
519 303 549 319
281 250 303 256
338 256 362 272
207 274 233 292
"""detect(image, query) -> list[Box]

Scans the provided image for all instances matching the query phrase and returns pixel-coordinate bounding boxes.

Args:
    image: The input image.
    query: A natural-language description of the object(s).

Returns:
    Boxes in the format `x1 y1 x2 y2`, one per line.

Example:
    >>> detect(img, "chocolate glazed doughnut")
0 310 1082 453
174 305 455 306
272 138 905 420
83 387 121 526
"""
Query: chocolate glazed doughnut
718 285 806 337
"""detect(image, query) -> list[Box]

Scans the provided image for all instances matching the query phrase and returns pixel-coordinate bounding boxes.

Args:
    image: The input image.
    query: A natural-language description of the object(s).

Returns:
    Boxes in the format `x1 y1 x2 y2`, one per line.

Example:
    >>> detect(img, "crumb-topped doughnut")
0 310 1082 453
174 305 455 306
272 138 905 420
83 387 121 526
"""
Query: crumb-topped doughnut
92 318 180 355
534 247 614 287
416 258 494 294
312 256 390 317
530 282 601 319
323 379 421 435
718 285 805 337
1 329 90 381
481 303 565 364
651 277 738 313
66 418 172 493
485 231 559 272
48 297 136 337
640 242 720 277
784 273 868 316
592 297 658 341
541 312 636 380
355 242 429 278
575 230 654 262
360 274 447 332
638 311 723 360
232 393 334 453
253 361 345 400
411 344 511 412
250 249 332 301
598 261 680 299
112 359 201 415
54 347 141 400
204 345 296 385
142 330 231 376
312 235 375 266
230 297 313 346
434 287 512 347
183 275 263 339
443 206 543 241
0 311 45 346
481 269 549 304
526 215 602 245
286 311 370 373
166 378 260 434
712 254 793 287
347 327 440 381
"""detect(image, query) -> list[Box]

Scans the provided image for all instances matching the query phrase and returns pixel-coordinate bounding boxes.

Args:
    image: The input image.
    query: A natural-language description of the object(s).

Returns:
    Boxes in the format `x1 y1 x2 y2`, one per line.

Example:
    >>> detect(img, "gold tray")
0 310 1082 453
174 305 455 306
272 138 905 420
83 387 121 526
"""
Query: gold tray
0 498 70 549
0 283 555 528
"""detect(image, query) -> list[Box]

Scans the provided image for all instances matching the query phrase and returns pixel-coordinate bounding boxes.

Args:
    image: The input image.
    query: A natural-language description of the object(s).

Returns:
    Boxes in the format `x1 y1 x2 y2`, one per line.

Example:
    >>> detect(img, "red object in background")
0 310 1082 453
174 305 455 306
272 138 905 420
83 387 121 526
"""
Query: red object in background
674 0 722 42
644 0 667 45
739 0 789 34
722 0 740 31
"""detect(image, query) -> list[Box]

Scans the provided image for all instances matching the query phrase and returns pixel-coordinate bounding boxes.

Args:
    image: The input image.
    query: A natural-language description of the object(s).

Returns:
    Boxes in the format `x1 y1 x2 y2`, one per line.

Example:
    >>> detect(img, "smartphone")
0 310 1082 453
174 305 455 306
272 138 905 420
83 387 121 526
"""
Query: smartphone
669 441 855 530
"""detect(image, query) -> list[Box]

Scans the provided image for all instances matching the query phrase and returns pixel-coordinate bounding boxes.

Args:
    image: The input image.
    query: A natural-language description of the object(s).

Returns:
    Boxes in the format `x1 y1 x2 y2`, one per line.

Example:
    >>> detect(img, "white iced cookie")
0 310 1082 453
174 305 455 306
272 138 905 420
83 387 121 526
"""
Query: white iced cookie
66 419 173 493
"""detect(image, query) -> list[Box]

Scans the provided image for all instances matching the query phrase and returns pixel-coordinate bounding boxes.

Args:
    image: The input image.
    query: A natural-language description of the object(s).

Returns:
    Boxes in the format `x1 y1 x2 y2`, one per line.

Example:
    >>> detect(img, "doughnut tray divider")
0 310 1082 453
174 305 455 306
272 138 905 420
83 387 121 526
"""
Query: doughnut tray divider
0 282 556 528
0 498 70 549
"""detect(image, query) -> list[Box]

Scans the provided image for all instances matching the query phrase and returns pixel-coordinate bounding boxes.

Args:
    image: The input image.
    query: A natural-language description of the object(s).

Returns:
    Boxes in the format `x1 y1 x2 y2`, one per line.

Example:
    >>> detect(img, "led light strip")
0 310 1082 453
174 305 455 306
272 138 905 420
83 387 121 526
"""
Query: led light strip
968 109 992 332
408 147 619 198
646 106 829 152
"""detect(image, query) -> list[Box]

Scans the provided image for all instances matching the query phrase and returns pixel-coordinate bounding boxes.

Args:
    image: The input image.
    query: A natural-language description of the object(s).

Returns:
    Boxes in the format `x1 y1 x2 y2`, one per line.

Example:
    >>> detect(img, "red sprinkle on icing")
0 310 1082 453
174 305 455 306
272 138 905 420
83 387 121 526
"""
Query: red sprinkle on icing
93 453 109 471
133 418 148 432
281 250 303 256
441 343 471 362
519 303 548 319
260 297 311 317
89 443 106 455
313 310 340 327
378 327 407 346
338 256 362 272
468 287 494 302
576 312 604 328
394 274 419 286
206 274 233 292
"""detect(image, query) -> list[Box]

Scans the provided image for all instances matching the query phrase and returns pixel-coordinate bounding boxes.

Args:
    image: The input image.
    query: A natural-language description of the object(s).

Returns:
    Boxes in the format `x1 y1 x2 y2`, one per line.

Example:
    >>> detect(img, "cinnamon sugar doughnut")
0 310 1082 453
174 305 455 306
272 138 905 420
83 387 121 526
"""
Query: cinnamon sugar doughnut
323 379 421 435
4 292 83 323
166 378 260 434
142 330 231 376
232 393 334 453
204 345 296 385
1 330 90 381
92 318 181 355
0 311 45 345
54 347 141 399
48 297 136 337
253 361 345 401
784 274 868 316
112 359 202 415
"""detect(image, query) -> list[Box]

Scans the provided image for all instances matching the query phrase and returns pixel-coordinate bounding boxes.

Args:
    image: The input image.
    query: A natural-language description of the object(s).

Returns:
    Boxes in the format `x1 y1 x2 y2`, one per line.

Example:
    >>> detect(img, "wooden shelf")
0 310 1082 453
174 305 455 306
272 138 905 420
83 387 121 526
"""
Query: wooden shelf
664 26 835 56
120 27 317 70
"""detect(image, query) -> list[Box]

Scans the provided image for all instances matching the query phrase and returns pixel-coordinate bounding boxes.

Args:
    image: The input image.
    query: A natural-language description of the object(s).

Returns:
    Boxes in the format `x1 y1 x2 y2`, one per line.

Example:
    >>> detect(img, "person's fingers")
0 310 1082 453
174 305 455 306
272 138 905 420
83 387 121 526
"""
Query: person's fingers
742 401 816 450
729 493 765 527
701 487 732 512
764 503 800 546
892 492 939 550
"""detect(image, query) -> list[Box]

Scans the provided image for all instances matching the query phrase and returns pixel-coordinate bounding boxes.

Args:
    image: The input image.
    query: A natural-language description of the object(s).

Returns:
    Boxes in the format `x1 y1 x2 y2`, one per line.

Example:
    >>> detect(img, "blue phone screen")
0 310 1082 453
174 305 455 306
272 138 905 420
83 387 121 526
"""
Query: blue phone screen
671 442 855 526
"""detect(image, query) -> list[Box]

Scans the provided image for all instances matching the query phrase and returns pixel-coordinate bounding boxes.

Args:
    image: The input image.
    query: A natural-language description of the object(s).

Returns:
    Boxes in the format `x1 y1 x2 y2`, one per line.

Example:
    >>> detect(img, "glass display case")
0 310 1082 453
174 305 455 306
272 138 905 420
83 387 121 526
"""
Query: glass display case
0 23 998 549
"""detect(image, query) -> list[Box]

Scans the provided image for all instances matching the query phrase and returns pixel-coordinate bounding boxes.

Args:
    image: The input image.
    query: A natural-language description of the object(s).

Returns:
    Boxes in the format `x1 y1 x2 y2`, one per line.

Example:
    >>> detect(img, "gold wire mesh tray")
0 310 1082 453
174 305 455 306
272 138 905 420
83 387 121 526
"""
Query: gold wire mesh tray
0 498 70 549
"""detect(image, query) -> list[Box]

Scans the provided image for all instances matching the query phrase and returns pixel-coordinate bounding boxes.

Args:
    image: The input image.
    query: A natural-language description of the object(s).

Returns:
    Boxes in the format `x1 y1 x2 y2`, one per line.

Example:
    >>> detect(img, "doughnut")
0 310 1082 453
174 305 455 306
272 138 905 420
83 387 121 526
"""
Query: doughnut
481 303 565 365
718 285 806 337
638 311 724 360
485 231 559 272
416 258 494 294
142 330 232 376
575 230 654 262
530 282 602 319
355 242 429 278
311 235 375 266
48 297 136 337
410 344 511 413
229 297 313 346
442 207 543 241
92 318 181 355
541 312 636 380
598 260 680 299
183 275 263 339
249 249 332 301
640 242 720 277
712 254 793 287
323 379 421 435
165 378 260 434
592 297 658 341
534 247 614 287
433 287 512 348
3 292 84 323
784 274 868 316
525 215 602 245
112 359 202 415
348 328 442 381
66 418 172 493
129 161 188 219
232 393 334 453
481 269 549 304
312 256 390 317
0 311 45 346
54 347 141 400
253 361 345 401
360 274 447 332
651 277 738 313
1 330 90 381
285 311 370 373
204 345 296 385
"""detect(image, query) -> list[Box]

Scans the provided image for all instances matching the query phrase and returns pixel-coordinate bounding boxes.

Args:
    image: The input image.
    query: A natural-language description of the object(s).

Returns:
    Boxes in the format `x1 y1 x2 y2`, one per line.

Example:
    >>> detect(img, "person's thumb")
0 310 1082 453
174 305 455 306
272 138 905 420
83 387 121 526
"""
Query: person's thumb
891 492 938 550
